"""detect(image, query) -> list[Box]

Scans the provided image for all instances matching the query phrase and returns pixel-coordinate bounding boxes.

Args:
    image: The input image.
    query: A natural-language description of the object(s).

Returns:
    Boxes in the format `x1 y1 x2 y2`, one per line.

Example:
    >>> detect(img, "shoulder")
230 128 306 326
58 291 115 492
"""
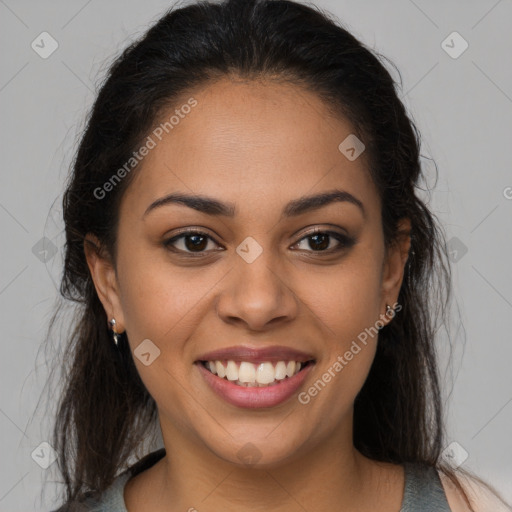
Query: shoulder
51 472 131 512
51 449 166 512
438 467 512 512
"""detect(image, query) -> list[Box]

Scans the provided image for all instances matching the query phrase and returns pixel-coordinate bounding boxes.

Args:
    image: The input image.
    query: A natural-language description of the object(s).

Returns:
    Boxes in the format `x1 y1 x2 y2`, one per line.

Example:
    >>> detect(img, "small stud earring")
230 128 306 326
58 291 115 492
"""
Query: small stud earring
109 318 120 346
385 304 394 318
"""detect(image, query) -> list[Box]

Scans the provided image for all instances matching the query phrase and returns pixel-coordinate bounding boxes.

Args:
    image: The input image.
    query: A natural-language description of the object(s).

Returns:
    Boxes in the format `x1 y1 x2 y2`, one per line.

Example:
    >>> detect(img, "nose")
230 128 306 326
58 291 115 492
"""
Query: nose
215 250 299 332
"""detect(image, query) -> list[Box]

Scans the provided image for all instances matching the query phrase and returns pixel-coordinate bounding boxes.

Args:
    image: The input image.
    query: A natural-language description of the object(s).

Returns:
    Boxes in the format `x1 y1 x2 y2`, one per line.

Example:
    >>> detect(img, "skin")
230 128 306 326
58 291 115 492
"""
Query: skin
85 77 416 511
440 471 512 512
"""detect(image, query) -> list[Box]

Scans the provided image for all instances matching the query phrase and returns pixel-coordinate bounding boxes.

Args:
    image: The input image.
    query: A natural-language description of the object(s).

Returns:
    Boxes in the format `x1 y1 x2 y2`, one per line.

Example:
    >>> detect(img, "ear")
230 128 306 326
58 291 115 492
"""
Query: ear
380 218 411 323
83 233 125 333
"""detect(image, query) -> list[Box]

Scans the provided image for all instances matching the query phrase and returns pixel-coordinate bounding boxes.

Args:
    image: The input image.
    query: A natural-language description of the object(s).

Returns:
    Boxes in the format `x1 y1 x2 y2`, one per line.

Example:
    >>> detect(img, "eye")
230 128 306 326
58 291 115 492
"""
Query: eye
163 229 222 255
163 227 355 257
292 229 355 253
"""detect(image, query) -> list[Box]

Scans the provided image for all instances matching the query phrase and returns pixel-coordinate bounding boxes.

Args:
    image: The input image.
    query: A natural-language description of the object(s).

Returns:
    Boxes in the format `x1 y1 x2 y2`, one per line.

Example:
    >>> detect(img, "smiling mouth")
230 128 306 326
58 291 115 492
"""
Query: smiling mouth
199 359 315 387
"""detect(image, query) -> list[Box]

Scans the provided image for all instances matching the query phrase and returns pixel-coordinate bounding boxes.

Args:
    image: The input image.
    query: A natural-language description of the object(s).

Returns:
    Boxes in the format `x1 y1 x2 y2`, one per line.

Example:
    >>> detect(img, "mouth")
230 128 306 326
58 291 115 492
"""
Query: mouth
194 345 316 408
199 359 315 387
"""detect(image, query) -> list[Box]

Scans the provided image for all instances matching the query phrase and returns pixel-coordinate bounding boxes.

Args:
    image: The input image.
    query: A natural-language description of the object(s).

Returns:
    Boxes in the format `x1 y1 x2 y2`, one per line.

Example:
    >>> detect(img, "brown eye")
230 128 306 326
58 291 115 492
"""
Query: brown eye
293 230 355 253
164 230 220 254
306 233 330 251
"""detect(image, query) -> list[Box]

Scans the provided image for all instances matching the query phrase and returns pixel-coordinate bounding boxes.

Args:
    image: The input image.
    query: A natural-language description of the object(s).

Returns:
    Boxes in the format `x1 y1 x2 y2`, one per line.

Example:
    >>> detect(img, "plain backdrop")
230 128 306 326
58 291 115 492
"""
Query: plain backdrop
0 0 511 510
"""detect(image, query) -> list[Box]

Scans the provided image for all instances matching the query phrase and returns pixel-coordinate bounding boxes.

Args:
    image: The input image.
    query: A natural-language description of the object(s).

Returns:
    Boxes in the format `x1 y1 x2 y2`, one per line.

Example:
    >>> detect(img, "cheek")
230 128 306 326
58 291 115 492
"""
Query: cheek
302 259 383 345
116 243 187 336
294 253 383 410
298 301 380 426
115 242 229 361
114 249 209 419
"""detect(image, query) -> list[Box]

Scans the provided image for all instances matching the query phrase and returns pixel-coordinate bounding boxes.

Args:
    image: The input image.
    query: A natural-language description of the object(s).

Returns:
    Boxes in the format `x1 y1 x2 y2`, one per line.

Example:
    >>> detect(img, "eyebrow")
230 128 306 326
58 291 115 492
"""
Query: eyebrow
143 189 365 219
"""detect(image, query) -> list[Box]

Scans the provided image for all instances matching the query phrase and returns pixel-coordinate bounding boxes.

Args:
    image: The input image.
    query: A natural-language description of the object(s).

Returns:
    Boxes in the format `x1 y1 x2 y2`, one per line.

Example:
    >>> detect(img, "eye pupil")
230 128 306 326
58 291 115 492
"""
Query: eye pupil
185 234 207 251
309 234 329 251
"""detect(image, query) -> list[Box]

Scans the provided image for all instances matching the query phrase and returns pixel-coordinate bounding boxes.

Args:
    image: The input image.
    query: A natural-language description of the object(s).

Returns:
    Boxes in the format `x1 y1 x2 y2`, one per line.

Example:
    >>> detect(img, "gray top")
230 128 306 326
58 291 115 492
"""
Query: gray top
54 456 451 511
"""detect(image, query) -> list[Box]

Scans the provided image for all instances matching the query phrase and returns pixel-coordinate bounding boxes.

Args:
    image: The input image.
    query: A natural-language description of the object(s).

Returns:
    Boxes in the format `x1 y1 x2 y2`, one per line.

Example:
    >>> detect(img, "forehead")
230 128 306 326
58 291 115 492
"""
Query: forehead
121 78 380 222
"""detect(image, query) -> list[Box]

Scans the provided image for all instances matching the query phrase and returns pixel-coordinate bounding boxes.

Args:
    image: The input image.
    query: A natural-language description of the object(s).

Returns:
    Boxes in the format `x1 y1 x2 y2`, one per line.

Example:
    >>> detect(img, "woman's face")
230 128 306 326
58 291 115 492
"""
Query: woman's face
87 78 410 467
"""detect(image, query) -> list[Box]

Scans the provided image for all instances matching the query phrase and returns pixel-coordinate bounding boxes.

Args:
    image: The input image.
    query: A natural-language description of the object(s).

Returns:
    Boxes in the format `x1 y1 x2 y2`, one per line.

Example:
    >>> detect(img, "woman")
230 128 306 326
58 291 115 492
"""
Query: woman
50 0 510 510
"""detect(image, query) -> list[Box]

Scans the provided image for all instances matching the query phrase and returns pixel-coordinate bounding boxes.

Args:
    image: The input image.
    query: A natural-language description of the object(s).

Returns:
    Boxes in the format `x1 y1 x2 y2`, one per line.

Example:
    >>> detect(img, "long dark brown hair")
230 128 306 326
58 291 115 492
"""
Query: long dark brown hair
48 0 472 506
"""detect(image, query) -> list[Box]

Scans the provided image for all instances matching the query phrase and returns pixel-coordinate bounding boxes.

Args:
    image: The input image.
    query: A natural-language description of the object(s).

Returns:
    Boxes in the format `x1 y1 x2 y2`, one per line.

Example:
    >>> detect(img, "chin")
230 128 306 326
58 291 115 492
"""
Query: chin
205 431 307 469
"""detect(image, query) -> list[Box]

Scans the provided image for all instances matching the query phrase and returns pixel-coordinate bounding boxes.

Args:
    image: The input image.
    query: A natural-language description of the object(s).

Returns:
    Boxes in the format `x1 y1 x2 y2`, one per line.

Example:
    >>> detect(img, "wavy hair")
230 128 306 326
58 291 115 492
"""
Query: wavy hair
51 0 459 505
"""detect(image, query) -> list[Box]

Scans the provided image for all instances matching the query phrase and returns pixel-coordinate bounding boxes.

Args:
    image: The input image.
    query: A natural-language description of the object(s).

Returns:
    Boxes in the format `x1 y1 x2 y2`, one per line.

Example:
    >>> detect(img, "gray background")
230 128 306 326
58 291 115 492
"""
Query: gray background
0 0 511 510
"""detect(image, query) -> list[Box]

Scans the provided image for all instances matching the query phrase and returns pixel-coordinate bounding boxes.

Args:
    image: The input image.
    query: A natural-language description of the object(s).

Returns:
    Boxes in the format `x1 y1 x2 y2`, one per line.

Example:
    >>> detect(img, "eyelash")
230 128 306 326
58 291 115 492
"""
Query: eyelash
163 227 355 257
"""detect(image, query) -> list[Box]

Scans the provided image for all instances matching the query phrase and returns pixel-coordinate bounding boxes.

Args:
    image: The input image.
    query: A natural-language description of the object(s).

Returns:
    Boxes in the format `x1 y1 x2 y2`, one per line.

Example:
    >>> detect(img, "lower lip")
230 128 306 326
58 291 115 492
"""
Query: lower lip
196 362 314 409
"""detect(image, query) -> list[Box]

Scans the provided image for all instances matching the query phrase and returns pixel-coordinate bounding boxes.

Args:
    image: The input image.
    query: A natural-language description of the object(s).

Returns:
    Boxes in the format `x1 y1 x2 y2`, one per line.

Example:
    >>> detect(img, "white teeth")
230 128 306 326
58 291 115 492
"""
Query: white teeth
226 360 238 381
286 361 296 377
274 361 287 380
203 359 307 386
215 361 225 378
256 362 276 384
238 362 256 383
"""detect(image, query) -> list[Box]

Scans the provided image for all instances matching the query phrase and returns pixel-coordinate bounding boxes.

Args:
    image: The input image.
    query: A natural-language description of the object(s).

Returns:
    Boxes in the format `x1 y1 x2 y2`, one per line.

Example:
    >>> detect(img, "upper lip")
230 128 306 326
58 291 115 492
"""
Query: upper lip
196 345 315 364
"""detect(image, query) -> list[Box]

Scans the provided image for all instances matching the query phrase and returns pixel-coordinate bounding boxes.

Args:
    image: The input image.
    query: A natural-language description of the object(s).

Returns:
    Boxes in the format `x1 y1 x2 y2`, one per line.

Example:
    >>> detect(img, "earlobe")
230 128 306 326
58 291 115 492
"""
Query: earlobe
83 234 125 332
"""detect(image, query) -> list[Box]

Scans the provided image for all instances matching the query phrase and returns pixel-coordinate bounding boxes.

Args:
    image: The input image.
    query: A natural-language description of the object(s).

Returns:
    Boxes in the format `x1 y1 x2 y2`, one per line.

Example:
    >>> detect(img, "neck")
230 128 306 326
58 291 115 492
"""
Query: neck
153 424 377 511
125 416 404 512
